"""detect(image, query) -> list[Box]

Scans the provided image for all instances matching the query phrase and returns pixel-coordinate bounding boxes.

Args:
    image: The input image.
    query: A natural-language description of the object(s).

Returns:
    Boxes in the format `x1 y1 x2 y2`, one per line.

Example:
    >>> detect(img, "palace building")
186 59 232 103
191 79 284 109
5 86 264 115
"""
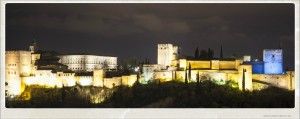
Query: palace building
5 41 136 97
58 55 117 72
5 42 295 97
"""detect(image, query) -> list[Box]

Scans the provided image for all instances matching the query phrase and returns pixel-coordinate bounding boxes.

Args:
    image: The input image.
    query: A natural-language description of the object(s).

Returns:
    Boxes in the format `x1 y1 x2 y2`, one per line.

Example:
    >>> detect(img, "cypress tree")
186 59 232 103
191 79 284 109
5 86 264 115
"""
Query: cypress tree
185 69 188 84
242 69 246 91
194 47 199 59
208 48 214 59
196 71 200 85
188 63 191 82
200 50 208 59
174 71 177 80
220 45 223 59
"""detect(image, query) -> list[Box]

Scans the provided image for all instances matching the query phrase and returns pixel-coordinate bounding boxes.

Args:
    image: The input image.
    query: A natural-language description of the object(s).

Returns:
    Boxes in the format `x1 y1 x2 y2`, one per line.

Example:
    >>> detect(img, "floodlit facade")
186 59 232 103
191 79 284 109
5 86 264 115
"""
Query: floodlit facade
157 44 178 69
141 64 160 83
141 44 294 91
5 51 32 96
5 46 127 96
243 55 251 62
263 49 283 74
58 55 117 72
5 43 295 97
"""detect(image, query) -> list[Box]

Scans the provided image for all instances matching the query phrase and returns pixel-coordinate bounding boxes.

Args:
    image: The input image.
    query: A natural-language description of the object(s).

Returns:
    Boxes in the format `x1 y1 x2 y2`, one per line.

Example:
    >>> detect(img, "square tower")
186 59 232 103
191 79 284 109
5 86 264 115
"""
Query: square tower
157 44 178 69
263 49 283 74
5 51 32 96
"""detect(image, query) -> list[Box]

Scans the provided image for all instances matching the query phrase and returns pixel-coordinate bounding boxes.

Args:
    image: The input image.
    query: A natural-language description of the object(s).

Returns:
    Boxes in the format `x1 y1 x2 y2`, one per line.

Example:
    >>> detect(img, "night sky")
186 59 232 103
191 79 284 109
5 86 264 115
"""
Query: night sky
5 3 295 69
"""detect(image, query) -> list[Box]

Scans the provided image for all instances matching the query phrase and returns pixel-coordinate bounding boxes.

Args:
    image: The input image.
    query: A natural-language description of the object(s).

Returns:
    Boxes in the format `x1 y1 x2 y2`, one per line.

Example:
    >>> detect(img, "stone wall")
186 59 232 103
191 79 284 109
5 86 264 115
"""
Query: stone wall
93 70 104 87
187 60 211 69
219 60 237 69
253 71 294 90
121 75 137 87
76 76 93 86
104 77 122 88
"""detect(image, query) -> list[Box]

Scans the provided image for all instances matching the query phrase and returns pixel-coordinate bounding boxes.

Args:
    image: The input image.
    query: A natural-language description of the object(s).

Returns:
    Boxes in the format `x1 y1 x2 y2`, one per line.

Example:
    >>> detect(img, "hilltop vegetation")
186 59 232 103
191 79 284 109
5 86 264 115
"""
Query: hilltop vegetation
6 80 294 108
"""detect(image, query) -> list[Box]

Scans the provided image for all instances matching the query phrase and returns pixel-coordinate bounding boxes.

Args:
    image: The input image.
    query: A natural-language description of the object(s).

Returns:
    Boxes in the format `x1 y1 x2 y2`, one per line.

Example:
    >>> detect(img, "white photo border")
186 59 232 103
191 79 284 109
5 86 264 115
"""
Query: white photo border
1 0 299 119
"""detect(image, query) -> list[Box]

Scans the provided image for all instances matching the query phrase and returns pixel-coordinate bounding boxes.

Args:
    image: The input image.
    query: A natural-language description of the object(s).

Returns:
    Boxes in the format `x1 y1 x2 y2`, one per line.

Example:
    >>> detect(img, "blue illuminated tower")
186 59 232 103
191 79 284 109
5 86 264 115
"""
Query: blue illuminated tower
263 49 284 74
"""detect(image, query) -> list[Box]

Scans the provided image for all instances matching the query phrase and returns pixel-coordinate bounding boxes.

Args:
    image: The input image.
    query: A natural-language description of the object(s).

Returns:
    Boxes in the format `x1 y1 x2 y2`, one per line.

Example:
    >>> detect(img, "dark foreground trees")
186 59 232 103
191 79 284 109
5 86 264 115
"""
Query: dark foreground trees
6 81 294 108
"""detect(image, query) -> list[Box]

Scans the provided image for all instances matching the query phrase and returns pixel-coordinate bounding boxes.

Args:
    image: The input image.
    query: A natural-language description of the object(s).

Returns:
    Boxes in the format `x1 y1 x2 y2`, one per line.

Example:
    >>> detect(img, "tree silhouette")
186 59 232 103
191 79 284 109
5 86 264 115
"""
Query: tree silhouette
196 71 200 85
185 70 188 84
220 45 223 59
208 48 214 59
199 50 208 59
194 47 199 59
188 63 191 82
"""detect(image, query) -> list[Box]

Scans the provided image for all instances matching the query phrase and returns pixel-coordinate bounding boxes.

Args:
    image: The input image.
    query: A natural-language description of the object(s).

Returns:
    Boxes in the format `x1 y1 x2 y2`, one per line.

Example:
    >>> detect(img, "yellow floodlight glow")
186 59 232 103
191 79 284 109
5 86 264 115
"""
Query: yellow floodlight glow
7 79 22 96
78 77 93 86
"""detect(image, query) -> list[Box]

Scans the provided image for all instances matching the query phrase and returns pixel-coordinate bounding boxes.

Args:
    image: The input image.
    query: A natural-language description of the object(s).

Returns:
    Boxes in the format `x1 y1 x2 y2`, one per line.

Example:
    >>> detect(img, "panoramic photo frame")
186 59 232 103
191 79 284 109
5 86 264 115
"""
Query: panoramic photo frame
0 0 299 119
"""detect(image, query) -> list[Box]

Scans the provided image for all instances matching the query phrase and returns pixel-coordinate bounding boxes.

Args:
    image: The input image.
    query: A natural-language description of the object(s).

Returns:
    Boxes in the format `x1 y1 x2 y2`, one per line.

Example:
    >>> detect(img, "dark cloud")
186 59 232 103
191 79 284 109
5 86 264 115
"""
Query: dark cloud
133 14 190 33
5 3 295 69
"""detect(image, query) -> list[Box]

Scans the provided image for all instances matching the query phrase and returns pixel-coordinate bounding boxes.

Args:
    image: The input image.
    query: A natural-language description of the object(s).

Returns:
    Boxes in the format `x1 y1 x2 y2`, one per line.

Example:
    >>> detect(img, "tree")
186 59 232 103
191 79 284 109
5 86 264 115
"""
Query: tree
174 71 177 80
188 63 191 82
196 71 200 85
208 48 214 59
199 50 208 59
220 45 223 59
185 70 188 84
242 69 246 92
194 47 199 59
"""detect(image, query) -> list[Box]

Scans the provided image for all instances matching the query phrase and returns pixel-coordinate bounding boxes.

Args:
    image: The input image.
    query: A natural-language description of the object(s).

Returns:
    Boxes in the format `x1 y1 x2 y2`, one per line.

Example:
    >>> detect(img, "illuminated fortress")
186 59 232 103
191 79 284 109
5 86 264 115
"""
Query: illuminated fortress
140 44 294 91
5 42 136 97
5 42 295 97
